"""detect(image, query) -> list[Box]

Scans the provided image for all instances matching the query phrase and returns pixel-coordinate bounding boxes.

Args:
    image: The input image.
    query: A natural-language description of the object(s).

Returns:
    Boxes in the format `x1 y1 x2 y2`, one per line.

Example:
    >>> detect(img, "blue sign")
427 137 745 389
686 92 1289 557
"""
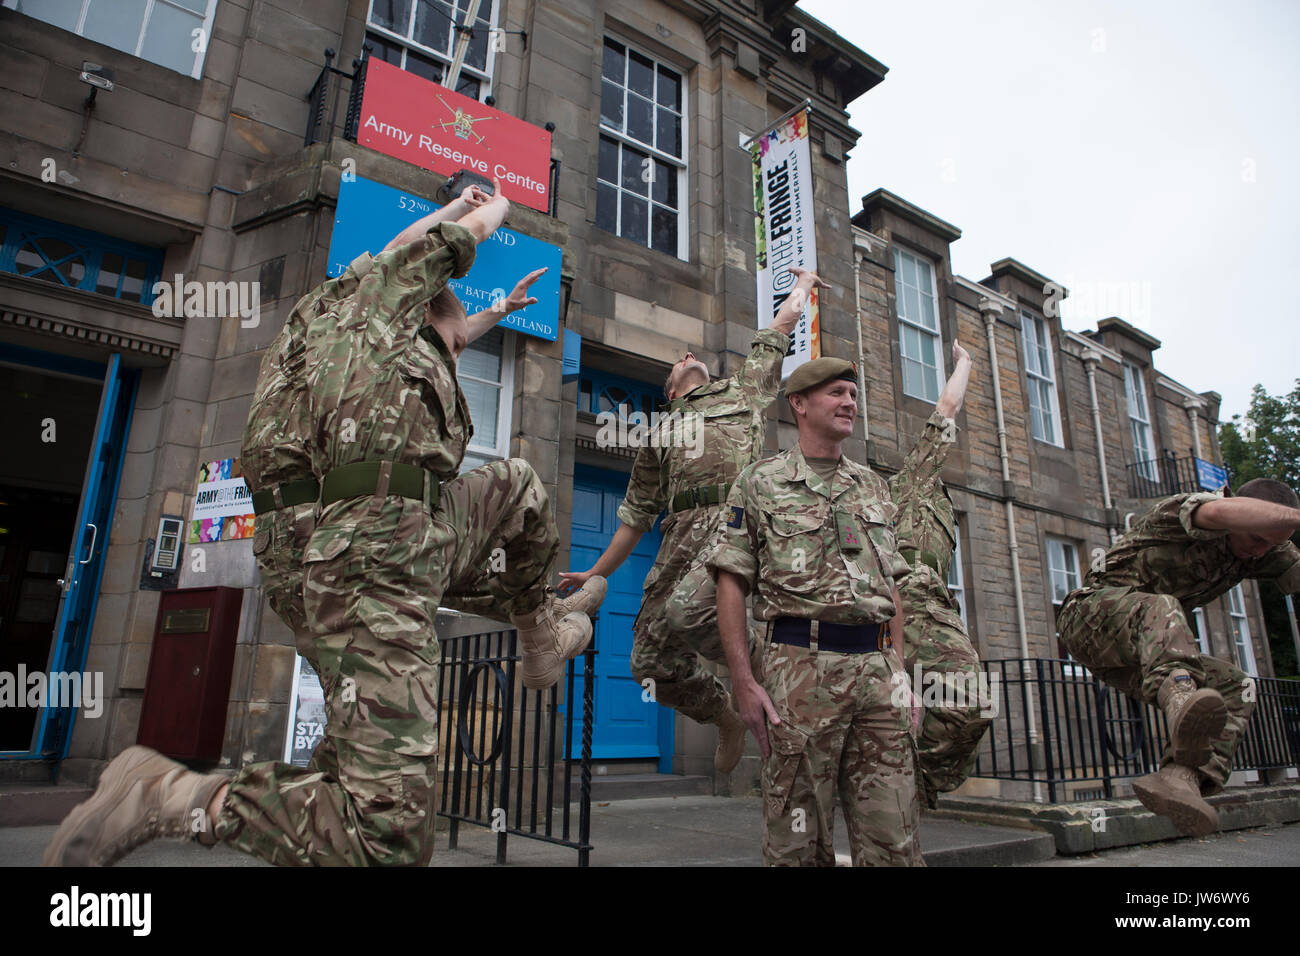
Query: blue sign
1195 458 1229 491
328 175 561 341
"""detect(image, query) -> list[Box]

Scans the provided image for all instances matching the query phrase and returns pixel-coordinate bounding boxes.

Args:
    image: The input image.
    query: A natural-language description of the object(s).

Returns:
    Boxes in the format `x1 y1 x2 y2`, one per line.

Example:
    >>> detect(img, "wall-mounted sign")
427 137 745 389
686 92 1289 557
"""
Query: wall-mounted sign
751 108 820 379
189 458 254 542
328 175 561 341
1195 458 1229 492
284 655 325 767
359 58 552 212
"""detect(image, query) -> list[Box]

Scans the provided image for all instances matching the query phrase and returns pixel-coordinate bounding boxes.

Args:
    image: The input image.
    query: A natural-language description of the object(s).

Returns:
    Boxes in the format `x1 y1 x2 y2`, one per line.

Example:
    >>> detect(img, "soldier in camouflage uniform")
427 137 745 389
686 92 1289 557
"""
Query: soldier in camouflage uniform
560 268 828 774
1058 479 1300 836
709 357 920 867
45 182 603 867
890 342 990 807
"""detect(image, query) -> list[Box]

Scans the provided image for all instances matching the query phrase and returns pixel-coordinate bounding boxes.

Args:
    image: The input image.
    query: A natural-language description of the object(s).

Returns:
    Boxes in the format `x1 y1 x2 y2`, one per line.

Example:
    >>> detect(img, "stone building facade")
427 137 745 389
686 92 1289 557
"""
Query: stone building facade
0 0 1275 800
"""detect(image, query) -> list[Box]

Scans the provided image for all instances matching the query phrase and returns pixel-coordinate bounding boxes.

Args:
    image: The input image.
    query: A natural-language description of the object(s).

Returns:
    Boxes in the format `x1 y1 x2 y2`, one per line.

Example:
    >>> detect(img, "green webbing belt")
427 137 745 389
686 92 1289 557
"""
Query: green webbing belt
900 547 941 576
670 483 731 513
250 478 320 515
320 461 438 508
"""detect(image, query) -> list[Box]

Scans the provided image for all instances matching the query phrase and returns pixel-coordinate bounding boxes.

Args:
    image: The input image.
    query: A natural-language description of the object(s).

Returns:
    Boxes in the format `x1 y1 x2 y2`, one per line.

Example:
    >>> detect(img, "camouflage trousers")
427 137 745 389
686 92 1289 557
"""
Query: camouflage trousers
756 638 922 867
252 502 317 646
1057 586 1255 794
902 601 991 807
630 511 734 725
215 458 558 866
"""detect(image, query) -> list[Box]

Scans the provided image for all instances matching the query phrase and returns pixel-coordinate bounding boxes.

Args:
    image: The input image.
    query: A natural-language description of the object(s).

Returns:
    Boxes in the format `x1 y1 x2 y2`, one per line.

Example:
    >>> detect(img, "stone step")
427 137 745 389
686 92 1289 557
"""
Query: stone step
572 772 713 802
0 784 93 827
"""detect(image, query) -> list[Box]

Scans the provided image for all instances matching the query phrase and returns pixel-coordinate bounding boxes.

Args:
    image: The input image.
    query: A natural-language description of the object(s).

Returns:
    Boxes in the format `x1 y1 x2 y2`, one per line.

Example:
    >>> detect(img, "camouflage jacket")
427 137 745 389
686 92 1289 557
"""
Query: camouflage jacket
708 444 910 624
1082 492 1300 606
889 410 961 618
242 253 373 494
301 221 477 483
616 326 790 534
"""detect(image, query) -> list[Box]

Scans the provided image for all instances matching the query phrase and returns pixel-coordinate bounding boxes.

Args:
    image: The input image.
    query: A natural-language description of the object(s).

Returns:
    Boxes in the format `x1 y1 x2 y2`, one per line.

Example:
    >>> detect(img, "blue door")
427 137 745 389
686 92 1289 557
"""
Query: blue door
569 464 672 762
0 345 137 762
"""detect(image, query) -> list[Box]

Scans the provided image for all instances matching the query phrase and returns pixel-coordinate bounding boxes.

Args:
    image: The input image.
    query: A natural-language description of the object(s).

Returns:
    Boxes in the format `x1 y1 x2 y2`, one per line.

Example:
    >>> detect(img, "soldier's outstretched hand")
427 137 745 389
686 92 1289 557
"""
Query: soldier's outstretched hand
952 340 971 366
557 569 593 596
460 184 490 208
736 681 781 758
496 267 547 314
788 265 831 291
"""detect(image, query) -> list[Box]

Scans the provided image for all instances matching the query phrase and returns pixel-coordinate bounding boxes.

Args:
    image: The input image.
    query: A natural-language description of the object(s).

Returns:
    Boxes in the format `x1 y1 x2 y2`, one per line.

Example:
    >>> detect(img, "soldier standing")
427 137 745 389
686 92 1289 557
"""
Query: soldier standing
559 268 828 774
709 357 920 866
890 341 990 807
1057 479 1300 836
46 181 604 867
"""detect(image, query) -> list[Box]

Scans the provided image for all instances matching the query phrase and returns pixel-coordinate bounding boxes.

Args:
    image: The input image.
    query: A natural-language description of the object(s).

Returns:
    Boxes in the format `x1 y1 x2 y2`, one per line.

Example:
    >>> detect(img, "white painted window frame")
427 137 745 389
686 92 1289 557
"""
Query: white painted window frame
596 33 689 261
893 247 945 403
364 0 500 101
1227 584 1257 676
459 327 515 470
947 523 967 628
6 0 219 79
1022 311 1064 447
1124 361 1158 480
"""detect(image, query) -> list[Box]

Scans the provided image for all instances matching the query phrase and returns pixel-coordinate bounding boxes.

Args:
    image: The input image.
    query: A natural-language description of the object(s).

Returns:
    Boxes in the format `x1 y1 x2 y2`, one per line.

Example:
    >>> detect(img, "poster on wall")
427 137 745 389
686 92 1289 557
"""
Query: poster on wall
284 655 326 767
188 457 254 542
327 174 562 341
751 108 820 379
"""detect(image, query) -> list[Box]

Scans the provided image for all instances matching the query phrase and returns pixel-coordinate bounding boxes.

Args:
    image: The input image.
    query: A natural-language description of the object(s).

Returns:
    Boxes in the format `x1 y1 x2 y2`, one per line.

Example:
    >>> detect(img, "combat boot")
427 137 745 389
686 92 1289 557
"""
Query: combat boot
1159 669 1227 768
552 575 608 618
43 746 228 867
714 702 747 774
1132 764 1219 837
510 600 593 689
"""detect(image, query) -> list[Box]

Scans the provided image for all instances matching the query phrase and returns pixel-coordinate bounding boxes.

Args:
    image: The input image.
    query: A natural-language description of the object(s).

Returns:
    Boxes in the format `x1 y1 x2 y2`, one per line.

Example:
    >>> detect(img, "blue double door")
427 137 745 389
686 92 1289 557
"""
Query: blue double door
568 465 672 766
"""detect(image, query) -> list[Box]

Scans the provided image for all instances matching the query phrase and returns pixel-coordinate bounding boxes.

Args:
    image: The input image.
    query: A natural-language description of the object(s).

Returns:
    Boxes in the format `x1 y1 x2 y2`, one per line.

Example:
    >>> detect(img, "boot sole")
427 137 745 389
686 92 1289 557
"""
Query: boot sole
1132 775 1219 837
43 745 176 867
1170 691 1228 768
555 578 608 618
521 616 592 689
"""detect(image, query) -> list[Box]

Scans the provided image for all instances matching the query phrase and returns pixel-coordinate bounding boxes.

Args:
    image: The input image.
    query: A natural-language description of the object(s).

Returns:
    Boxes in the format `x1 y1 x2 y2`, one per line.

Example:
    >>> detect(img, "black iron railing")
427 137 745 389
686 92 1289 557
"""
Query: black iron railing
436 628 594 865
972 658 1300 803
304 47 370 147
1126 450 1205 499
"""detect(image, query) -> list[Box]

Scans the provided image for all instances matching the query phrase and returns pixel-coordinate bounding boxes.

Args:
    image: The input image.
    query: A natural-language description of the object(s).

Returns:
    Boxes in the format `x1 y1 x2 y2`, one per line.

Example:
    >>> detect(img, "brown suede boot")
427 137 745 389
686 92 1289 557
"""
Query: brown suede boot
714 703 747 774
1132 764 1219 837
552 575 608 618
510 600 592 689
43 746 228 866
1159 669 1227 768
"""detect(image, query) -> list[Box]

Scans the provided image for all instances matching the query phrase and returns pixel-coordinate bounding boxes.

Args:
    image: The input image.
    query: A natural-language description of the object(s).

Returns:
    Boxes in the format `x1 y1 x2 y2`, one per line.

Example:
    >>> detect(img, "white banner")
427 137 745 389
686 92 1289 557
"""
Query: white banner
752 108 820 379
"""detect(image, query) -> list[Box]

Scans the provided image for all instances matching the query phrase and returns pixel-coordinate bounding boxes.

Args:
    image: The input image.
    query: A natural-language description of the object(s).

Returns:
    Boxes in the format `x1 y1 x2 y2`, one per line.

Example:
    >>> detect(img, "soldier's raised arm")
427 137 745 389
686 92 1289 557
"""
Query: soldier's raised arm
891 341 971 499
736 268 828 408
465 267 548 346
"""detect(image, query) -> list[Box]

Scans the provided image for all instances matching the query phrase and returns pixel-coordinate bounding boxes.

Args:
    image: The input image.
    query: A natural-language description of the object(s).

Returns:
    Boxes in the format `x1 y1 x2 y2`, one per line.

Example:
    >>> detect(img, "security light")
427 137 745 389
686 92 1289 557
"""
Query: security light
79 62 115 92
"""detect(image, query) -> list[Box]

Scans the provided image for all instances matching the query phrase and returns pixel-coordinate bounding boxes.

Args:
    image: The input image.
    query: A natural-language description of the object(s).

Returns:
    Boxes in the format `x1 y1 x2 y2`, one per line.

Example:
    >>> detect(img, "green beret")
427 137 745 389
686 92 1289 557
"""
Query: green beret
785 357 858 396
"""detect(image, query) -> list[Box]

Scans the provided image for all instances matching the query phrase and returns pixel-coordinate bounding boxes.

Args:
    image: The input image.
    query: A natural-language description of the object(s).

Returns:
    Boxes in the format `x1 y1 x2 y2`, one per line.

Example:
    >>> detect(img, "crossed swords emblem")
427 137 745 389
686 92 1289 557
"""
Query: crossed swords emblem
435 94 495 144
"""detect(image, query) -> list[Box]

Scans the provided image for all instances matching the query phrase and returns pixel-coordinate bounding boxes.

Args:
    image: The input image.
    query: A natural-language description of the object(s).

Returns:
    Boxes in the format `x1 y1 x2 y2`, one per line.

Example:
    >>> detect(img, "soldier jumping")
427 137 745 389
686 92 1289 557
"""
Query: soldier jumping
1057 480 1300 836
46 180 605 867
890 341 991 807
558 268 828 775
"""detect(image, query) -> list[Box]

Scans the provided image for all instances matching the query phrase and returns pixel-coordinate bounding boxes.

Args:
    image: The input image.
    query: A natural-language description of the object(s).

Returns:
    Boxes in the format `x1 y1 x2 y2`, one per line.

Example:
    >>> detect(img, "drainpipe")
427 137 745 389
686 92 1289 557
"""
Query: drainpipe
980 297 1041 801
1184 397 1204 460
1082 350 1117 543
852 234 871 444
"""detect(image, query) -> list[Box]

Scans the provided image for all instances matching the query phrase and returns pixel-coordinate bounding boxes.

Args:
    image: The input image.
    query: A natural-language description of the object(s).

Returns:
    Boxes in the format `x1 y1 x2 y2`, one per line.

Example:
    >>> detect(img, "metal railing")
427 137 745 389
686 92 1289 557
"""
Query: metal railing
1126 450 1202 499
436 628 594 865
972 658 1300 803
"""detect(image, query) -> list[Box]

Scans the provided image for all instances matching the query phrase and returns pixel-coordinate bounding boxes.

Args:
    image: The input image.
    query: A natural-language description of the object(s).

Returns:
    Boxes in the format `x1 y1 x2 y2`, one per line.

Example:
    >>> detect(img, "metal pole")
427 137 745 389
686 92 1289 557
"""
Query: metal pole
444 0 484 92
739 97 813 148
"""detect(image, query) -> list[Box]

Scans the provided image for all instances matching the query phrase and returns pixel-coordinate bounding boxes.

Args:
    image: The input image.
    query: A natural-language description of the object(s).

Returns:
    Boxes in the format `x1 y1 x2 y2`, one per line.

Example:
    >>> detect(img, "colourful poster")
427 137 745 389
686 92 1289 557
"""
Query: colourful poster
188 457 254 542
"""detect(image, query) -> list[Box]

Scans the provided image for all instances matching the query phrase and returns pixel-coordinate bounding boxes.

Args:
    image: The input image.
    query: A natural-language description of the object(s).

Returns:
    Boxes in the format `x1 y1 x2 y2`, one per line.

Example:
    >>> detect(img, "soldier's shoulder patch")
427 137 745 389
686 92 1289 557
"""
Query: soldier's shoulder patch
727 505 745 529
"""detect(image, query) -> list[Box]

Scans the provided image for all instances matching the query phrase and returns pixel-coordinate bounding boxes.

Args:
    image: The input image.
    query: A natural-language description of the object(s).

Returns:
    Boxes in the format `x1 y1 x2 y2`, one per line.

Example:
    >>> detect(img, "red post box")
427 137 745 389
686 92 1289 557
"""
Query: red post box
137 586 242 761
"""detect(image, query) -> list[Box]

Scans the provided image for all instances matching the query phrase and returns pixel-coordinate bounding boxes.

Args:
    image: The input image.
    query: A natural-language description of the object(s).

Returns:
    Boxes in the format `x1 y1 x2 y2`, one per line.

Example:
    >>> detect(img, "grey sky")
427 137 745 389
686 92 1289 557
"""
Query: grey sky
804 0 1300 425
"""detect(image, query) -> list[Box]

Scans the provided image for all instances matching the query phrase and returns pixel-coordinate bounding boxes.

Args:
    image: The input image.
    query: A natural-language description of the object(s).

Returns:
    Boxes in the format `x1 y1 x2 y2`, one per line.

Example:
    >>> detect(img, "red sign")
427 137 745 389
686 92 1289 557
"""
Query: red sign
358 58 552 212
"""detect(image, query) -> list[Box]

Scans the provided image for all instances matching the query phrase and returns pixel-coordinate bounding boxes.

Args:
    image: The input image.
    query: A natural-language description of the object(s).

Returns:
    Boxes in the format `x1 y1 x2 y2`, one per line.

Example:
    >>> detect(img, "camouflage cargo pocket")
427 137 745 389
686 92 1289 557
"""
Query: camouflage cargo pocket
764 510 824 593
763 720 810 819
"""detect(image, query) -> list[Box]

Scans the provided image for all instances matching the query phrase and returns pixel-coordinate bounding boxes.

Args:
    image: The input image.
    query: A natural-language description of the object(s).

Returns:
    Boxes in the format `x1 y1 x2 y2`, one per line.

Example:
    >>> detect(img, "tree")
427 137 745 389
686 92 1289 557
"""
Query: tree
1219 379 1300 677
